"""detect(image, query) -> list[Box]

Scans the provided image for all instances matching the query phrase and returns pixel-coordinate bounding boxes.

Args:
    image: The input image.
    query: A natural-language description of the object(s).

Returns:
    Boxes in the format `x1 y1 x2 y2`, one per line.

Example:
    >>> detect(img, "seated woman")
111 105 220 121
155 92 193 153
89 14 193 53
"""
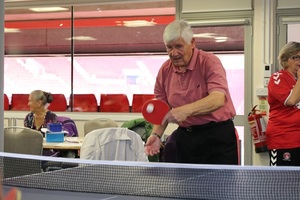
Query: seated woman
24 90 78 161
24 90 61 170
24 90 57 135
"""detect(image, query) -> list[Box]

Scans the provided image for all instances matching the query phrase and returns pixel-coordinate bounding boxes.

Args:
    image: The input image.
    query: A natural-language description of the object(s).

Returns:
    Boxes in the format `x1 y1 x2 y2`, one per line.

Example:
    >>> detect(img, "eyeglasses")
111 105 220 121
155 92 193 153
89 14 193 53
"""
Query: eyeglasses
290 55 300 61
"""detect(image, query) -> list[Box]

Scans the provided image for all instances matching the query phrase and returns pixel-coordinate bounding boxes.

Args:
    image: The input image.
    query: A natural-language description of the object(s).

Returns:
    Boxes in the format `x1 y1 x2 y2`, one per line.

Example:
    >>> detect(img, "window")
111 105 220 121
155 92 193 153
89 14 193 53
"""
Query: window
4 53 244 110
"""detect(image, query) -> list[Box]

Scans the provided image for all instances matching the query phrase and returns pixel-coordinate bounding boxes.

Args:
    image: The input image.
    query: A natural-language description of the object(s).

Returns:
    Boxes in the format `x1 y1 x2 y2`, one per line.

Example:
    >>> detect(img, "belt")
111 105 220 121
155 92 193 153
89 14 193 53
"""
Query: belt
179 118 233 132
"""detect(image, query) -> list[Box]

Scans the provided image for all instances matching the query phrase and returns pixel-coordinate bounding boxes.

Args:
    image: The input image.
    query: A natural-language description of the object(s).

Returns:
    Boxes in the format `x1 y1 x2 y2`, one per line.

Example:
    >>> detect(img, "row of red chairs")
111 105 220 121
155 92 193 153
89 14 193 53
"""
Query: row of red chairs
3 93 155 113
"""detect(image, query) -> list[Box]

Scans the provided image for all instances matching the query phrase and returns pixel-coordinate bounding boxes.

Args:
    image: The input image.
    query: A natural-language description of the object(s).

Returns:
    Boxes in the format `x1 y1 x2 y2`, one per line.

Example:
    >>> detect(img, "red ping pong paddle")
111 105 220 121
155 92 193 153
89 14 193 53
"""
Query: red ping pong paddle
4 188 22 200
142 99 170 125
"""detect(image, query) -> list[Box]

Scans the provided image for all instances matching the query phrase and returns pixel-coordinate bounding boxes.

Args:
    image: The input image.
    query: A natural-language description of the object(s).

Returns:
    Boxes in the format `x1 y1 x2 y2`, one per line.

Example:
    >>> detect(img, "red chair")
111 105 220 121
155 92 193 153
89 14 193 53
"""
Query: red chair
10 94 29 111
4 94 10 110
131 94 155 112
100 94 129 112
69 94 98 112
48 94 67 111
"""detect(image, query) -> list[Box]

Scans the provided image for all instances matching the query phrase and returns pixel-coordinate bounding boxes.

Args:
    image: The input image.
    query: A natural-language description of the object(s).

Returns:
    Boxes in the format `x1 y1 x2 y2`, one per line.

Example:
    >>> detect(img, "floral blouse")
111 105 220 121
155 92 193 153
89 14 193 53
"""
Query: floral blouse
24 110 57 133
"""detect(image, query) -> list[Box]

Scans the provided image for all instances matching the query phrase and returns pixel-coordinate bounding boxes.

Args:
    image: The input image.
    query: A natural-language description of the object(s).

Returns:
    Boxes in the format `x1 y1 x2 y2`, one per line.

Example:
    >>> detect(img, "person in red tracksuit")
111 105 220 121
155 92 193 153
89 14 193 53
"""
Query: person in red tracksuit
267 41 300 166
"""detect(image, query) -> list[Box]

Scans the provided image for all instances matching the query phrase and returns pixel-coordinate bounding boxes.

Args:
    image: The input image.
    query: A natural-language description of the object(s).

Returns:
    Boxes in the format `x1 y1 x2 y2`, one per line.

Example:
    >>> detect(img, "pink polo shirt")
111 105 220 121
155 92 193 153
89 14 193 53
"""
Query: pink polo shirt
154 48 236 127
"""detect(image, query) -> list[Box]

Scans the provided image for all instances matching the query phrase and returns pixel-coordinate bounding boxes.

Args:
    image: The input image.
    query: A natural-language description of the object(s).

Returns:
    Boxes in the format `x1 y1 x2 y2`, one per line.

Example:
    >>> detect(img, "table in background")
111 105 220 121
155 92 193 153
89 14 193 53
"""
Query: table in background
43 137 83 150
43 137 83 158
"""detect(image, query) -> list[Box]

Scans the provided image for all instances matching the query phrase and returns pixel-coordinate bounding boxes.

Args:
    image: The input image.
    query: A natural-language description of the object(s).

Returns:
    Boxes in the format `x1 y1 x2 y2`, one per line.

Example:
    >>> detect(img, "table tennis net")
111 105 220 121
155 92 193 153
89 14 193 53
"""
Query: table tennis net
1 152 300 200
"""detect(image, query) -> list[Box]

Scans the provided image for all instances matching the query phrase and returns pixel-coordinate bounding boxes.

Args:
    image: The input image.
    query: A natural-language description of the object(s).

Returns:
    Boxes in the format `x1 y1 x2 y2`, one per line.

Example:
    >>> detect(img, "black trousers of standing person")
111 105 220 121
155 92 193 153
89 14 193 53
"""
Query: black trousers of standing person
269 148 300 166
176 119 238 165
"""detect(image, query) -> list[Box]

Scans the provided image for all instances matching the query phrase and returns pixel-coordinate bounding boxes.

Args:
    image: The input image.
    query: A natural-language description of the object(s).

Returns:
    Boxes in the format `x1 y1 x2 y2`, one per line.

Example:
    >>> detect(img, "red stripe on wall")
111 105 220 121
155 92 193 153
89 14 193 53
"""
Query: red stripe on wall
5 15 175 29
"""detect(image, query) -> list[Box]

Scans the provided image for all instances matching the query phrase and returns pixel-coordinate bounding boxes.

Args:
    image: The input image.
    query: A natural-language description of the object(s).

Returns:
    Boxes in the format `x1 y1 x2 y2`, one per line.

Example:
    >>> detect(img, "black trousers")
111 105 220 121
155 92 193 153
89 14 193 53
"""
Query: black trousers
269 148 300 166
176 119 238 165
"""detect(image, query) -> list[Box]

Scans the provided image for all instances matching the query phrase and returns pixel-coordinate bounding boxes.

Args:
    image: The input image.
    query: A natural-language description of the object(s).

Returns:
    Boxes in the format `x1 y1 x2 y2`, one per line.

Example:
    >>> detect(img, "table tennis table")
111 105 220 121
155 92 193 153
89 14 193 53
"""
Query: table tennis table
2 152 300 200
3 186 180 200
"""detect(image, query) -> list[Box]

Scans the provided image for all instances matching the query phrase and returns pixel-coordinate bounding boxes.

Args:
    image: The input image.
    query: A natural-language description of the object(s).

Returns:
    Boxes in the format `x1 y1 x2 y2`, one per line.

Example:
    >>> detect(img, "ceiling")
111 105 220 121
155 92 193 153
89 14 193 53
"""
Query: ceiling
4 0 175 21
3 0 244 54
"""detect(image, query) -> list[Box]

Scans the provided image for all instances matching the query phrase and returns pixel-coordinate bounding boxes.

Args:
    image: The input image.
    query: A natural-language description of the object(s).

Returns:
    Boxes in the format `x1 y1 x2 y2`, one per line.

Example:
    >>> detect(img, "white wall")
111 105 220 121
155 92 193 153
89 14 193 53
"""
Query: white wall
277 0 300 9
251 0 276 165
181 0 252 12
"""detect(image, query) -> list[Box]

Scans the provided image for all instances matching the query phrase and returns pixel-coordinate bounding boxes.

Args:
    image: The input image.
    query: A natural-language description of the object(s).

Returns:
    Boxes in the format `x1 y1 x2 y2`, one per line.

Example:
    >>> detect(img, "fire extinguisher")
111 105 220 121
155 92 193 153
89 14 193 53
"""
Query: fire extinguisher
248 105 268 153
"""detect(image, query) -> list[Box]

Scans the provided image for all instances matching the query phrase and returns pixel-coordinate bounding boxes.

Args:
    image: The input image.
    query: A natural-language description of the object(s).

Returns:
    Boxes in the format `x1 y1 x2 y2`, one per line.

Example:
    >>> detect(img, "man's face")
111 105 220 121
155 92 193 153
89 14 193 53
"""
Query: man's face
165 37 195 67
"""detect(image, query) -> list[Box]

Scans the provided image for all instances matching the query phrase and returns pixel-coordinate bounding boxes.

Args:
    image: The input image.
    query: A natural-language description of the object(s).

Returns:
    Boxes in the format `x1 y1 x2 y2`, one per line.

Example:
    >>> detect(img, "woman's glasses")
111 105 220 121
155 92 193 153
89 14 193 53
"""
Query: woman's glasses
290 55 300 61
